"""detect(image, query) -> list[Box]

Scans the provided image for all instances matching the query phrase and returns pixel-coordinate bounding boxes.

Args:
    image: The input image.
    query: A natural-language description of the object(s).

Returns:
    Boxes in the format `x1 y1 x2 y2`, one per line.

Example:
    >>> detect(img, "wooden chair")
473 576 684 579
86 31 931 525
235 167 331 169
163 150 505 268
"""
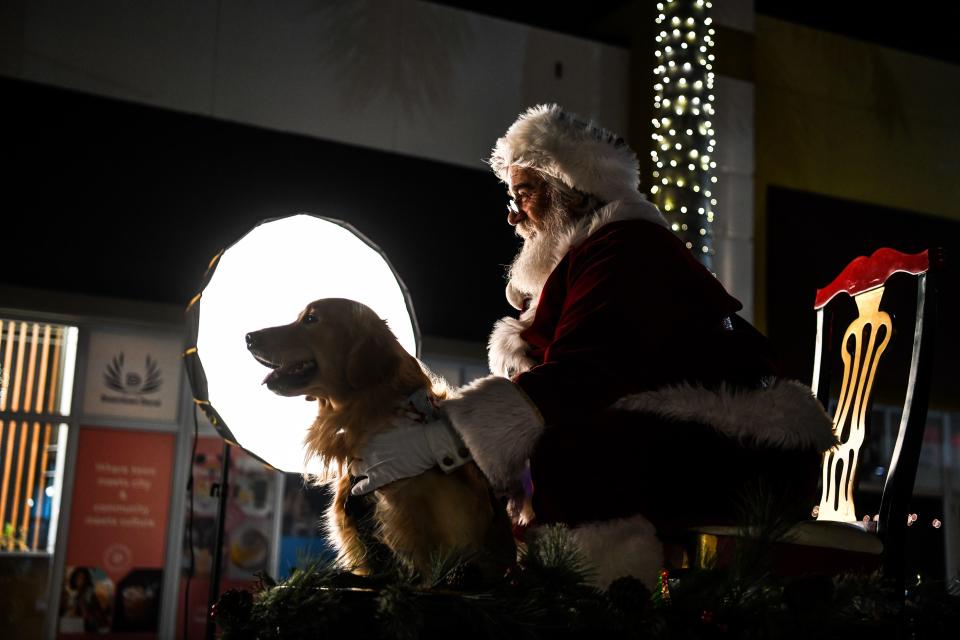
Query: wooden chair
687 248 942 589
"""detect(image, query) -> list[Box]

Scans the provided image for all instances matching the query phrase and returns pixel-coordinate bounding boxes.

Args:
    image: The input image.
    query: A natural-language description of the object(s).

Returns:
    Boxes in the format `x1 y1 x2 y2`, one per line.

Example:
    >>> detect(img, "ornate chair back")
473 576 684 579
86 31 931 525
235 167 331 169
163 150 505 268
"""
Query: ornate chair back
811 247 941 585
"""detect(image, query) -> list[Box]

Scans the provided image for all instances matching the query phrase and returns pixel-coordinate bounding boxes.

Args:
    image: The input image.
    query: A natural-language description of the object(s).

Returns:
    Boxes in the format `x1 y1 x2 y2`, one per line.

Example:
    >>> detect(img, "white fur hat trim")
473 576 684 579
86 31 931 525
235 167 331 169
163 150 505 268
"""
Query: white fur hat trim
489 103 641 203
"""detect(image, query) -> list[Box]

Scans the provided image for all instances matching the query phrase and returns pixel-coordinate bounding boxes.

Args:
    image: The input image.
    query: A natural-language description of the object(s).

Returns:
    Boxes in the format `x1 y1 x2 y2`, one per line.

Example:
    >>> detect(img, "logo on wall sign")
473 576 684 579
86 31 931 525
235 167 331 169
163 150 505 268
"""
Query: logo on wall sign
101 353 163 407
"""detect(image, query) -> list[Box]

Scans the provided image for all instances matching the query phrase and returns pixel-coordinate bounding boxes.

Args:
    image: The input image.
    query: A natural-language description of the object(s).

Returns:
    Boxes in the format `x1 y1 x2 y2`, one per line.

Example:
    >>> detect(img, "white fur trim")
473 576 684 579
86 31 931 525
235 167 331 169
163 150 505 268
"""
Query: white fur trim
614 380 836 452
490 104 642 203
566 515 664 590
488 307 537 378
546 198 668 291
504 198 668 310
441 376 544 490
557 198 669 257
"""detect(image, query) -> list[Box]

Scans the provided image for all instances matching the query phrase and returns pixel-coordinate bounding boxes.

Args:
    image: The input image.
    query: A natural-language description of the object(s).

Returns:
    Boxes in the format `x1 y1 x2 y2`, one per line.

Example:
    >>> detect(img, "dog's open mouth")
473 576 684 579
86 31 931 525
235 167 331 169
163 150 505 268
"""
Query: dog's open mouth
252 352 318 392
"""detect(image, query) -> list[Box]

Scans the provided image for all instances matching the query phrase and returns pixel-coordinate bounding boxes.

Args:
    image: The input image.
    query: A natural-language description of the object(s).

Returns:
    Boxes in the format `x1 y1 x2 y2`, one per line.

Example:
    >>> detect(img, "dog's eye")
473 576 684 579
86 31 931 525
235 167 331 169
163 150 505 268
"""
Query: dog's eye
302 314 318 325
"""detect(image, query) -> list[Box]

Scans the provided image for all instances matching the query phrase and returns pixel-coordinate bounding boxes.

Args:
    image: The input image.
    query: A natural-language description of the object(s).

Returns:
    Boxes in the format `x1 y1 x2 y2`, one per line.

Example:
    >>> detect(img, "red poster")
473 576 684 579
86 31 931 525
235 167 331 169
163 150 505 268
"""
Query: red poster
58 427 175 637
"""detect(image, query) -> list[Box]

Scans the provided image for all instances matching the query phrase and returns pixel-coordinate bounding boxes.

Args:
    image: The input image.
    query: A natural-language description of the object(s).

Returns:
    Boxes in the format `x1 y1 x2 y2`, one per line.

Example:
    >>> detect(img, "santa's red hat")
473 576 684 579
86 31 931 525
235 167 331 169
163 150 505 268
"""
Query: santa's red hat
489 104 641 203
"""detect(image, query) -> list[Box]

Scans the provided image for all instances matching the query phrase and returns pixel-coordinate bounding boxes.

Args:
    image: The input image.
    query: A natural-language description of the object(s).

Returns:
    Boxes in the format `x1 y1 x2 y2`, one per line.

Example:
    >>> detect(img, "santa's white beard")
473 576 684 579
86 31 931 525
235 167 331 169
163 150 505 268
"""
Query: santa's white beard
507 213 569 300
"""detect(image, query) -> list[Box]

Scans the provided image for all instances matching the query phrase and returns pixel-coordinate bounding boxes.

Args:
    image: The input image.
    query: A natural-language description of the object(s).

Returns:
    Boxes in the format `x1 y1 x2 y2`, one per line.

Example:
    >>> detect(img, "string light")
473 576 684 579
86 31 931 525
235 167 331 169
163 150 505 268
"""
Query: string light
650 0 716 268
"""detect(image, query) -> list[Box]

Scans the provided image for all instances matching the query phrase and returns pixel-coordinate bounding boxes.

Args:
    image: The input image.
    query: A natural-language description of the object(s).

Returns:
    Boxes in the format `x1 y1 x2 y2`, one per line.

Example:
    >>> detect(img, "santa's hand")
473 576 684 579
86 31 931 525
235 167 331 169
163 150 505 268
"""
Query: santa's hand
349 419 472 496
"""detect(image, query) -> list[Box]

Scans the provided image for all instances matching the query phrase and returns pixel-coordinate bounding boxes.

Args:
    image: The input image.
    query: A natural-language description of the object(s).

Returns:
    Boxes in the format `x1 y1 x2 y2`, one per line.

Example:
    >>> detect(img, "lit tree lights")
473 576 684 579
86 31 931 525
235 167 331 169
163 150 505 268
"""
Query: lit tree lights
650 0 717 270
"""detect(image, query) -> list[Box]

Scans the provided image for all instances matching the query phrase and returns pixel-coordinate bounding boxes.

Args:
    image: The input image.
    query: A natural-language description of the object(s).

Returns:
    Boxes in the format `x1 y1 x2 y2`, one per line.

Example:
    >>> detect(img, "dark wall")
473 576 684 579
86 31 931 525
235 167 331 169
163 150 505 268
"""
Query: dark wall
3 77 519 342
766 185 960 410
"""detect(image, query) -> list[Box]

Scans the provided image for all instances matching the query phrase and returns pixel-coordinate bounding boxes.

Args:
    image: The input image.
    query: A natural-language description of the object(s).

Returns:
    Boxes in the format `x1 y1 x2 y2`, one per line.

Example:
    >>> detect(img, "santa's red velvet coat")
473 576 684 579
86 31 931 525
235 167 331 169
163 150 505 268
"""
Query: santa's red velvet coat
443 197 835 588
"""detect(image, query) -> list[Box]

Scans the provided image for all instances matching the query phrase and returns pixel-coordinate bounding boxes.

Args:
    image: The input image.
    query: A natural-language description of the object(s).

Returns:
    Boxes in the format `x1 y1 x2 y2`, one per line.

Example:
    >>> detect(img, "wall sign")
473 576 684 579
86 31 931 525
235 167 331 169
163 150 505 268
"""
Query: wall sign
83 331 183 422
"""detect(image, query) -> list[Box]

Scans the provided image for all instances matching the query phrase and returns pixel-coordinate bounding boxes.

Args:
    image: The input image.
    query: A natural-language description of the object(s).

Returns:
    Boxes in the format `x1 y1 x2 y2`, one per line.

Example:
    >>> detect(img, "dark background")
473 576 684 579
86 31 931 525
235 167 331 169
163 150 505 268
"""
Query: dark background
2 76 518 342
431 1 960 66
766 186 959 410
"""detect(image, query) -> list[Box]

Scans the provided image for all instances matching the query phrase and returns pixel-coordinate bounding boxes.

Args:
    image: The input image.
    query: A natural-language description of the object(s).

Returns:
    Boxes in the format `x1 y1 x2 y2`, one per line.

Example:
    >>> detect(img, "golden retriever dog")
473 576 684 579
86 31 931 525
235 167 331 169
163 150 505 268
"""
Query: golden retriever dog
246 298 514 580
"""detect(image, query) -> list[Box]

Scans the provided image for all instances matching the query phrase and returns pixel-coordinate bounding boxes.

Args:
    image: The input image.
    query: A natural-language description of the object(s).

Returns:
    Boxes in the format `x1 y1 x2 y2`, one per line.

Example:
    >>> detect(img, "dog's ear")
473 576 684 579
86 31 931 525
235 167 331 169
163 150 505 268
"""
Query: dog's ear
345 317 401 389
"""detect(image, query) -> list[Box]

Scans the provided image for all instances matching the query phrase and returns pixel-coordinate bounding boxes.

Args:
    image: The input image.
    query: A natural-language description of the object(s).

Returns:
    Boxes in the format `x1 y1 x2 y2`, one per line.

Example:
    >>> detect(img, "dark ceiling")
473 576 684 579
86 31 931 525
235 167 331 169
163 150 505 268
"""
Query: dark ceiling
430 1 960 66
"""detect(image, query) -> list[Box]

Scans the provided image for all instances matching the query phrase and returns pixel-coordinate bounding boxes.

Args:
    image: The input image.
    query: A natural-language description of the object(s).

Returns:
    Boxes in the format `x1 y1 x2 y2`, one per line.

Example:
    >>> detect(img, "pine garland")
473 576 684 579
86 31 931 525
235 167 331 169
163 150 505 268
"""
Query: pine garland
212 523 960 639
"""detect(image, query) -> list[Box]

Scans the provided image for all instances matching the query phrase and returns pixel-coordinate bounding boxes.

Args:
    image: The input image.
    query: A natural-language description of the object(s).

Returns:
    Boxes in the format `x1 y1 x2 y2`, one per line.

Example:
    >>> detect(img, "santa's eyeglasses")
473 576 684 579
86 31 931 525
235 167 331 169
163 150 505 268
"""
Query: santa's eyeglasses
507 192 536 214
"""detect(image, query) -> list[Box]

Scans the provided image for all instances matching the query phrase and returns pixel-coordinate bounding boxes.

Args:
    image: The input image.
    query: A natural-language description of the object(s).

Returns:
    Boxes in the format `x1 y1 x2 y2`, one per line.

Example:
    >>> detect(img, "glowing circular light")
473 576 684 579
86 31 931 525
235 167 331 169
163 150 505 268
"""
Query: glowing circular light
188 214 419 473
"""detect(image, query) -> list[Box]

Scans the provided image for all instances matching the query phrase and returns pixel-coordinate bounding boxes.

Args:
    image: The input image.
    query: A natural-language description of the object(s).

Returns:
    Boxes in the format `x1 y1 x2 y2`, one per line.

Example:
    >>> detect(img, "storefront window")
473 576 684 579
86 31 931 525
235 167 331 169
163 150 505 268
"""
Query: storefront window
0 319 78 637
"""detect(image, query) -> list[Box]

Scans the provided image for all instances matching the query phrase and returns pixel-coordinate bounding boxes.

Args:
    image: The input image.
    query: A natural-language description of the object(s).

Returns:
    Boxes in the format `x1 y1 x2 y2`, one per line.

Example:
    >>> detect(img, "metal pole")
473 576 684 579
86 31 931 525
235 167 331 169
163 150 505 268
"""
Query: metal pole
205 441 231 640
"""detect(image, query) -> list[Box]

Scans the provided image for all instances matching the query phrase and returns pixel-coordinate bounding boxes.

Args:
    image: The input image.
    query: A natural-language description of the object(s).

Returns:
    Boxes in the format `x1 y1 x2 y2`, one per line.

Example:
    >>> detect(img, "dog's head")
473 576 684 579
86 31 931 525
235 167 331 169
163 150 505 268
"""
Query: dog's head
246 298 410 402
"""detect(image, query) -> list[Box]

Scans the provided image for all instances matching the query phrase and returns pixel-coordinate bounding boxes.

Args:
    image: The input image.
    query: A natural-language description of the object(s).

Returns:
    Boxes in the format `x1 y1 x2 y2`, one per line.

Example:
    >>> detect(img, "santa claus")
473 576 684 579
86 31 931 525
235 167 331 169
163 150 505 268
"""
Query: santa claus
352 104 835 588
